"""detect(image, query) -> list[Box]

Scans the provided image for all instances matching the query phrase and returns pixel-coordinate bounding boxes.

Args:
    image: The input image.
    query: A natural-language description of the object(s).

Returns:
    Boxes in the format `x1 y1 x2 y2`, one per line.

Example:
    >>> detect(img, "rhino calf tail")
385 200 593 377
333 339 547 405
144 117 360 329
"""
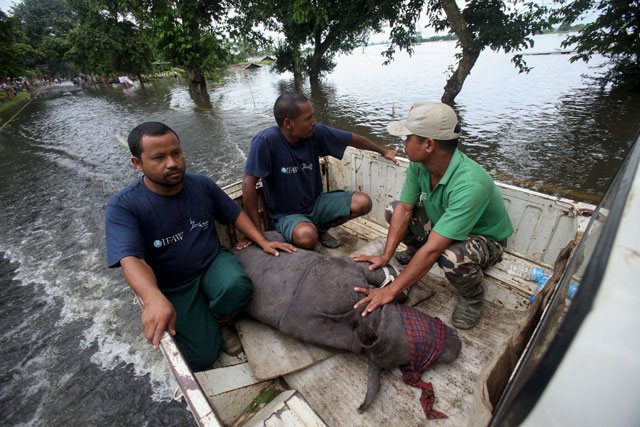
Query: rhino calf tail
358 360 382 413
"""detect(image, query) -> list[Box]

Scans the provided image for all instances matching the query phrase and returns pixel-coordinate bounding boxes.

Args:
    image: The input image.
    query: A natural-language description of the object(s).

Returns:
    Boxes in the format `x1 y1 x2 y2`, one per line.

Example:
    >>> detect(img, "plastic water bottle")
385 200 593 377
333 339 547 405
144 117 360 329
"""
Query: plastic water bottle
567 283 579 299
528 275 550 301
507 263 550 301
507 263 549 282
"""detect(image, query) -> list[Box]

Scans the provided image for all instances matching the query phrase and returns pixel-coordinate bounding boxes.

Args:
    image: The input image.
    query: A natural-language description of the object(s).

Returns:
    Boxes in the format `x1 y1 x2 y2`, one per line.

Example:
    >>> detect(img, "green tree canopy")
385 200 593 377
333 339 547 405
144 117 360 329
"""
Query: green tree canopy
10 0 78 76
136 0 230 94
557 0 640 91
66 0 153 82
0 10 45 78
12 0 76 46
235 0 403 81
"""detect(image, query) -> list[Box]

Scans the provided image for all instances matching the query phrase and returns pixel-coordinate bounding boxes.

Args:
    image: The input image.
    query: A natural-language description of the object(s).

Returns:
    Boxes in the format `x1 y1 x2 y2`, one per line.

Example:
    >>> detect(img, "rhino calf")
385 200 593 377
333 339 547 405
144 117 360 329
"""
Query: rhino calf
233 231 461 416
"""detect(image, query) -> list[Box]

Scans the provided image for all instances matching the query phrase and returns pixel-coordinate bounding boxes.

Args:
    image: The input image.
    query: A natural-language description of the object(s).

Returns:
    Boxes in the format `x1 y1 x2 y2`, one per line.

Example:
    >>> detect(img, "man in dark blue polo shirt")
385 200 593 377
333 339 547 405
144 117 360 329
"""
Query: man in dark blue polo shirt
106 122 294 371
242 92 398 250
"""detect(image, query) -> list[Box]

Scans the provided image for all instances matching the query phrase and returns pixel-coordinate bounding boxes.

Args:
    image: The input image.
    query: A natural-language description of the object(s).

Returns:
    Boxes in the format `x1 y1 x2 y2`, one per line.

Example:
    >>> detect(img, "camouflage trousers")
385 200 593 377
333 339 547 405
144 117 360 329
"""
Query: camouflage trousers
385 201 505 298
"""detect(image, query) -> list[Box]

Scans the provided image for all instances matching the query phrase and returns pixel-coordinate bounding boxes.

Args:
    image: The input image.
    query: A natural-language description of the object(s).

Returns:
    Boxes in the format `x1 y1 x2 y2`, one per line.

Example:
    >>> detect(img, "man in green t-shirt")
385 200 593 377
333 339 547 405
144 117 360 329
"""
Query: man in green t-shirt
352 102 513 329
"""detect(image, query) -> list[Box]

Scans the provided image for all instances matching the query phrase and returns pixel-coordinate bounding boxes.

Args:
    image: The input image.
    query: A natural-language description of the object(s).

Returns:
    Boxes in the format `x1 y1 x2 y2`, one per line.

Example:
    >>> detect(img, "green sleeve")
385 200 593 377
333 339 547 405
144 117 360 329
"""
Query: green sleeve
432 181 490 240
400 162 422 205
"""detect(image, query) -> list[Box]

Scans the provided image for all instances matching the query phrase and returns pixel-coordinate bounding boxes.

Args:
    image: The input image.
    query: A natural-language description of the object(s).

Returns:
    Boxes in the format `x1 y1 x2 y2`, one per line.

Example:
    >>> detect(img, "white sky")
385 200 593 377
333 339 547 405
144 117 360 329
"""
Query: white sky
0 0 19 14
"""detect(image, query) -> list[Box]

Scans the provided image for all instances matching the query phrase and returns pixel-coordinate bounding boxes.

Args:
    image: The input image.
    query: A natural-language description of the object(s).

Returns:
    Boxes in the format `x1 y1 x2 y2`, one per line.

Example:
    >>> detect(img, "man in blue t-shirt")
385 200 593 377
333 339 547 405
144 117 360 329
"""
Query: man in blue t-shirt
105 122 294 371
242 92 398 250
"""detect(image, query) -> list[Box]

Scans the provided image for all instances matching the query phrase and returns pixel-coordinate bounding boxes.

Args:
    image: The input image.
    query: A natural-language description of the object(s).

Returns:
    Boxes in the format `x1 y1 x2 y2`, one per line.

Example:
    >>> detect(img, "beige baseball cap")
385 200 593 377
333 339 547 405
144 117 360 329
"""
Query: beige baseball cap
387 102 460 140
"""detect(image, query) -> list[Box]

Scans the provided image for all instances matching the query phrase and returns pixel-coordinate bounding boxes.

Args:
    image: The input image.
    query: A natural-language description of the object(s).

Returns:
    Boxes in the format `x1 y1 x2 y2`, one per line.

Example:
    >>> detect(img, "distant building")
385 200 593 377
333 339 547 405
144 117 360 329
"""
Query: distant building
246 56 275 63
228 63 262 71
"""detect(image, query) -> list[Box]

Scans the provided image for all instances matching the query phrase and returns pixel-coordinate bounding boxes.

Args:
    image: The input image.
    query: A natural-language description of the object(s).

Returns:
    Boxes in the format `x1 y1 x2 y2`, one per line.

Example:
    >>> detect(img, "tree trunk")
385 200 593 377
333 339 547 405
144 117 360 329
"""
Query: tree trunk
441 48 480 106
309 26 337 81
440 0 481 106
309 49 322 81
293 52 303 83
189 90 212 110
137 73 145 88
186 67 211 109
186 67 207 95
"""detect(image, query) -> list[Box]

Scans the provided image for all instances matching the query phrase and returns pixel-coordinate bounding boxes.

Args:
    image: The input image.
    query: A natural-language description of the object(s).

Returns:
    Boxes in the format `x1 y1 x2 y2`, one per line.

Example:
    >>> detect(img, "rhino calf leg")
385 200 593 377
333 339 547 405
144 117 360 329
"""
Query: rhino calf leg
356 262 400 288
436 325 462 364
358 360 382 413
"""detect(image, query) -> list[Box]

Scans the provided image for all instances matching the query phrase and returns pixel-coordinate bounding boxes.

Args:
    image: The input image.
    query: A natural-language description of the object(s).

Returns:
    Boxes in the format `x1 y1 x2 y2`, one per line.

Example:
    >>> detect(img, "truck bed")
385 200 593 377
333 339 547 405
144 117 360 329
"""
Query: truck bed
195 221 543 426
177 148 593 426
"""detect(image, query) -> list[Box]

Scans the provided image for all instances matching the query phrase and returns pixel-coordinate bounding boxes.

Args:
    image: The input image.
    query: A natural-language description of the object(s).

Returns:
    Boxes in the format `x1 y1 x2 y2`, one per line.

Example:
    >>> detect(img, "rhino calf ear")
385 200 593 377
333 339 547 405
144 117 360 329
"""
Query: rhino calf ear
350 310 380 348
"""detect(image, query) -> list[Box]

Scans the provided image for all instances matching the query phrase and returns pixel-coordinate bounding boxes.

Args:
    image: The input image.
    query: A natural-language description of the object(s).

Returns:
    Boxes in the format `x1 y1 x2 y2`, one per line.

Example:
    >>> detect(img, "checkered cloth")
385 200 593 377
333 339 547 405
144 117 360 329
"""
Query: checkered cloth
396 303 447 419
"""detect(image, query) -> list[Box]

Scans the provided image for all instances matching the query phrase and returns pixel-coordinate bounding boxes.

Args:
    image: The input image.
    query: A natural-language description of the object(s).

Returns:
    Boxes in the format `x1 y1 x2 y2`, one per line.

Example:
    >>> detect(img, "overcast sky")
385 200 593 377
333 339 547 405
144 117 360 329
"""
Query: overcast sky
1 0 19 14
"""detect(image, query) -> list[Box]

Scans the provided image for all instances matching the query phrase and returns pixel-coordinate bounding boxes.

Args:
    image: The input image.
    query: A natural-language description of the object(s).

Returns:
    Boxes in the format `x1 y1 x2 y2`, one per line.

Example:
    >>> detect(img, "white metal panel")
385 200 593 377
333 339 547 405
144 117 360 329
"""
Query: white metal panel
499 183 591 266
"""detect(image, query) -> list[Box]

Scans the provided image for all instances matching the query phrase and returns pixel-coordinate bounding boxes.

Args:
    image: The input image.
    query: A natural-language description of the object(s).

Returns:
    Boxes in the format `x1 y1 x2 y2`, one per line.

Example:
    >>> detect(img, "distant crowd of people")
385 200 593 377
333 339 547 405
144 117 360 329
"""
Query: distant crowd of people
1 77 55 98
2 71 180 97
69 72 179 87
72 75 91 86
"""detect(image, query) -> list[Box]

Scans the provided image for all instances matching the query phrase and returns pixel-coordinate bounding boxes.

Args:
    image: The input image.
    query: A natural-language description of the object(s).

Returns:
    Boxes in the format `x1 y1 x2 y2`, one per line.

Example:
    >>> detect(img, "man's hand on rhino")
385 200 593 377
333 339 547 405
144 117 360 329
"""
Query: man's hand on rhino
354 286 396 317
262 241 297 256
235 237 253 251
350 254 389 270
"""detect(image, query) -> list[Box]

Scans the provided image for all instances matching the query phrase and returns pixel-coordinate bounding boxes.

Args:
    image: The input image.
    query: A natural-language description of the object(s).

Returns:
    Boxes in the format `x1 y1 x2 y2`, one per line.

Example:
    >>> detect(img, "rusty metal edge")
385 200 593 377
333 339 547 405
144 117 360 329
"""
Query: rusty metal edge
134 295 222 427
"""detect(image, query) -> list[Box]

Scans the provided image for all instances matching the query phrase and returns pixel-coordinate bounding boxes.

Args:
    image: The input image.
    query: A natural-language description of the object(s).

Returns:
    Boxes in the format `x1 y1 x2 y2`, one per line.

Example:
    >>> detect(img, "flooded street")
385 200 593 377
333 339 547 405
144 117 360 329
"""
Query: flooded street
0 33 638 426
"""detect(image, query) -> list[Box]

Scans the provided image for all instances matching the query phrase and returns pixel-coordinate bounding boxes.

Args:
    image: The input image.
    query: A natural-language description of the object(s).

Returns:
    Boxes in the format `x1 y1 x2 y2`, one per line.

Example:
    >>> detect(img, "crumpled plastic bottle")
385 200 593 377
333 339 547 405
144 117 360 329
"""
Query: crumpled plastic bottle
507 263 550 301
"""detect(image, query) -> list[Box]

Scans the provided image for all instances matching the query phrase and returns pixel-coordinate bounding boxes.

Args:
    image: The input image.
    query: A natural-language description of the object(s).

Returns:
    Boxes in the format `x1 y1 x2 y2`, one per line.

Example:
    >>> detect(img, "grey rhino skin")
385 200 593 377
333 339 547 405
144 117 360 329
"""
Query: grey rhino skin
233 231 460 412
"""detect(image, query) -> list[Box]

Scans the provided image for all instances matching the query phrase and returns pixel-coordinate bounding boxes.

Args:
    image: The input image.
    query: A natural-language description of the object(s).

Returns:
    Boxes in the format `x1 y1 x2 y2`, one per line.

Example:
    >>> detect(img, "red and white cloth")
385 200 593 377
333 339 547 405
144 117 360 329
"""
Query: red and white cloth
396 303 448 419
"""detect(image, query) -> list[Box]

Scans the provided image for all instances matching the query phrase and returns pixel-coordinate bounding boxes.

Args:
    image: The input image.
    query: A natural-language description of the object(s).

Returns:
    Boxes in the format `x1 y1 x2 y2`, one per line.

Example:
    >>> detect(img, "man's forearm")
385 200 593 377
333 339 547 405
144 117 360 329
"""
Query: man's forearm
121 256 164 304
241 175 262 229
120 256 160 302
386 246 440 295
233 211 270 248
387 230 453 297
121 255 177 348
349 133 388 156
382 203 413 261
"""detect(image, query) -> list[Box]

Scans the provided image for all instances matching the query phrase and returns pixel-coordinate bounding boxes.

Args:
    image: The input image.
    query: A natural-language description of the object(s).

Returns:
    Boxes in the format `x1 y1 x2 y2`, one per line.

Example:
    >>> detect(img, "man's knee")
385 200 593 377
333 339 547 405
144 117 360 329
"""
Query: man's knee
292 222 318 249
204 251 254 313
438 243 484 292
223 273 253 308
351 192 372 217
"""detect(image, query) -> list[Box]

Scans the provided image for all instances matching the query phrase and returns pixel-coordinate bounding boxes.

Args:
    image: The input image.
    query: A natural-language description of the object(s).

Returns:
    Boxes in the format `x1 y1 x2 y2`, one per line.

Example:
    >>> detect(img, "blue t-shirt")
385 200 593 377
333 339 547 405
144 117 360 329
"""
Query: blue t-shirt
105 173 241 289
244 123 352 218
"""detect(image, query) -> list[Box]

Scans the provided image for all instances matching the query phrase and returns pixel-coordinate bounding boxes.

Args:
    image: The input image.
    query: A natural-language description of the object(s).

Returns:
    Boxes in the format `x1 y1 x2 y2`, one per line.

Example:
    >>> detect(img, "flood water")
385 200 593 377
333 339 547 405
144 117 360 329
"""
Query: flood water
0 33 638 426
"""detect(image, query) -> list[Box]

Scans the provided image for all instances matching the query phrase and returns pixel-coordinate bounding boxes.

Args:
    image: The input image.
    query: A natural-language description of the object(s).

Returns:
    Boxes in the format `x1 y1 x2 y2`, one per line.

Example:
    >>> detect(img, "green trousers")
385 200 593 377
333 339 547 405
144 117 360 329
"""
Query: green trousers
162 248 253 371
